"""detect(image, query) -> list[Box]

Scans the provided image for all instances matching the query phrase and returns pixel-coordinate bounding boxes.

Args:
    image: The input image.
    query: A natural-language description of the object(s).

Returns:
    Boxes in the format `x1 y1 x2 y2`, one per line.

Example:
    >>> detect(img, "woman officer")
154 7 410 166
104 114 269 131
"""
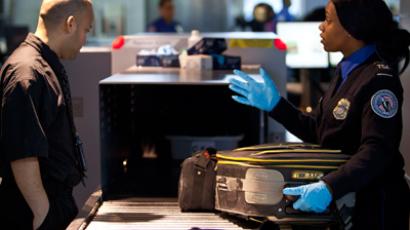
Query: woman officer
228 0 410 229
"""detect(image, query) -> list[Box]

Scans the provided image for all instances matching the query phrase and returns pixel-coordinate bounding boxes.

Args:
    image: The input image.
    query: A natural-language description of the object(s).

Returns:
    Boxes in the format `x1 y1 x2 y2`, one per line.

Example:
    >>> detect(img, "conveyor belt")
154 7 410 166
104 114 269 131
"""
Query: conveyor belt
86 198 257 230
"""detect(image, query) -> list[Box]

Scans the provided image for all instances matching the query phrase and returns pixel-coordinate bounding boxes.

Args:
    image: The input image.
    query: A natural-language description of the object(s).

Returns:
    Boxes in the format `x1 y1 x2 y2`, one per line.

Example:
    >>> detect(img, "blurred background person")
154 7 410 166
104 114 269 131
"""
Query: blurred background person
276 0 296 22
147 0 183 33
236 3 277 32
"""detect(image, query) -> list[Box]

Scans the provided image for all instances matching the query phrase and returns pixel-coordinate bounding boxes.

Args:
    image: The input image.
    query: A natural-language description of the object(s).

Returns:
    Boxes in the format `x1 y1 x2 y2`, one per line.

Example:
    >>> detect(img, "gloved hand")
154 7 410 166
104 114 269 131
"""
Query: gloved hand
229 68 281 112
282 181 332 213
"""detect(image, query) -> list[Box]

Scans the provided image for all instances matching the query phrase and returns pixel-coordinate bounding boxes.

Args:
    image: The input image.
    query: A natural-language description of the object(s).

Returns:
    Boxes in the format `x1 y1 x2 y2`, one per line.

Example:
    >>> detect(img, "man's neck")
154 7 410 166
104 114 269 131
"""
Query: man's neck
34 27 62 59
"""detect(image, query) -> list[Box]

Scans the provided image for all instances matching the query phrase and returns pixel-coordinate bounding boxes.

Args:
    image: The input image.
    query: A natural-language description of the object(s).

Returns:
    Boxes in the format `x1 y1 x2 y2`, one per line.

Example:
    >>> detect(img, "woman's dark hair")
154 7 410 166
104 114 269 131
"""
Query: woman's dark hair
159 0 172 8
333 0 410 74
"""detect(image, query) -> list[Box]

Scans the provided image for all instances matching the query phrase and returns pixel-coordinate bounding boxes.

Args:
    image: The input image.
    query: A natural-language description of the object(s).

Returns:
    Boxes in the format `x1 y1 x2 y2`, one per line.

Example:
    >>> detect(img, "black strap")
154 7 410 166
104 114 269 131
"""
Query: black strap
58 69 76 137
57 69 87 182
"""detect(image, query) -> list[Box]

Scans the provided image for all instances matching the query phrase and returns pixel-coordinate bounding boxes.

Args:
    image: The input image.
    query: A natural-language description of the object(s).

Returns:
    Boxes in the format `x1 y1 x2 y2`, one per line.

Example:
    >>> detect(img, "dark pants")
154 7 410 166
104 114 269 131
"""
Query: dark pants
259 179 410 230
353 179 410 230
0 179 78 230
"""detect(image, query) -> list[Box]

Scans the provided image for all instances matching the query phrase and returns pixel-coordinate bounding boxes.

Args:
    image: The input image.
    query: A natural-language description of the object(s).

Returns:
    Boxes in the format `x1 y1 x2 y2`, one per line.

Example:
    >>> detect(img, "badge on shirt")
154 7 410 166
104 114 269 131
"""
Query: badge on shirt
371 89 398 119
333 98 351 120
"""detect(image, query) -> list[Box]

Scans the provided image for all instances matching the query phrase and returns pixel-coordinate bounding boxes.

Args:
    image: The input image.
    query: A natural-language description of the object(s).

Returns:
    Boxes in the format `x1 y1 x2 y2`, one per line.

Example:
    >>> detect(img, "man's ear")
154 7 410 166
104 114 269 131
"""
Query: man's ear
65 15 77 34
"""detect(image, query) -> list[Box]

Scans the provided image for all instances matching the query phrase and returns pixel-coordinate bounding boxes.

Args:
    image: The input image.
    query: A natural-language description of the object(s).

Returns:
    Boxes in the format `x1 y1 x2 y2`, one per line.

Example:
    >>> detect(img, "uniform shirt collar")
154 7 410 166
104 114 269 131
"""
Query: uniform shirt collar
23 33 66 76
340 44 376 82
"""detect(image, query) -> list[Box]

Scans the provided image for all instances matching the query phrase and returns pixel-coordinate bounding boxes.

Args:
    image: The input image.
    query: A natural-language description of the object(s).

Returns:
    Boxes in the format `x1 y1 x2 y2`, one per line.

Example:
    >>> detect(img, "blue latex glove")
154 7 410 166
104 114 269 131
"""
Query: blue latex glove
282 181 332 213
229 68 280 112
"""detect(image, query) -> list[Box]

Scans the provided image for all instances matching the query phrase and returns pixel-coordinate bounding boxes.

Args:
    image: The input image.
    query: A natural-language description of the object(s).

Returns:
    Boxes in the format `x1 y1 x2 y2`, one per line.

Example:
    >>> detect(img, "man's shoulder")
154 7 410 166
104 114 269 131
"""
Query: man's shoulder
7 42 40 62
1 44 47 82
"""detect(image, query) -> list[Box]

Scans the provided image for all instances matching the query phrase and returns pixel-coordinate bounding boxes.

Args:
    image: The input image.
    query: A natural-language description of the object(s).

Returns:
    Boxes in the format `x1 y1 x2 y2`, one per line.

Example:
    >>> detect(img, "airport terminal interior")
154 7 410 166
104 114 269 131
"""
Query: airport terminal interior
0 0 409 229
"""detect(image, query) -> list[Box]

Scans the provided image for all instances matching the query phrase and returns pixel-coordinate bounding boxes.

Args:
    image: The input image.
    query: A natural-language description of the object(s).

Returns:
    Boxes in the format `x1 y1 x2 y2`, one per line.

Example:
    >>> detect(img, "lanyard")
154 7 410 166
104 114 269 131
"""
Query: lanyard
56 69 87 183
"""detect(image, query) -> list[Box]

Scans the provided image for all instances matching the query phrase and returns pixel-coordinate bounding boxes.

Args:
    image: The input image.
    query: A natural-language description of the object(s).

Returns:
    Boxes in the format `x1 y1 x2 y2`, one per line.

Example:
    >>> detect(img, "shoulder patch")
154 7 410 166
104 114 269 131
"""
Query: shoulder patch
371 89 398 119
370 62 394 79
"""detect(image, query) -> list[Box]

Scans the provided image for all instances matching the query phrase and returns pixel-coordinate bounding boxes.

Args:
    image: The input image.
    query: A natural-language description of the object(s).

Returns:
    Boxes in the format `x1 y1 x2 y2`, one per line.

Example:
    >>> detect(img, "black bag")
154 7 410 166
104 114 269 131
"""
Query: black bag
211 54 241 70
215 143 355 228
187 38 227 55
178 148 217 211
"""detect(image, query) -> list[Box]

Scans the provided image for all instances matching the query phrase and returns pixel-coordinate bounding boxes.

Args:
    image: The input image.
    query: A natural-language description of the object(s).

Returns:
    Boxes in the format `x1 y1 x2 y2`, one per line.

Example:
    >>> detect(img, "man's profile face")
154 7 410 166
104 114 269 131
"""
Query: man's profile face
64 5 94 59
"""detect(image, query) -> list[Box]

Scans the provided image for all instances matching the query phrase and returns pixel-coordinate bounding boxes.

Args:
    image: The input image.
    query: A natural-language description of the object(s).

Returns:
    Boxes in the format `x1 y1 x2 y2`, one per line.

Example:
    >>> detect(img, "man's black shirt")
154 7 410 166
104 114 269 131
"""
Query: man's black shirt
0 33 82 187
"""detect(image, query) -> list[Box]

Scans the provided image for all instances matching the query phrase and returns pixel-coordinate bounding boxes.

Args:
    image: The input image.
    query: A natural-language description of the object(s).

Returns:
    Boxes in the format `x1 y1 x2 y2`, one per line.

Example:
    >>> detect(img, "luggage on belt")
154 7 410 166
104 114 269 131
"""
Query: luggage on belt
215 143 355 229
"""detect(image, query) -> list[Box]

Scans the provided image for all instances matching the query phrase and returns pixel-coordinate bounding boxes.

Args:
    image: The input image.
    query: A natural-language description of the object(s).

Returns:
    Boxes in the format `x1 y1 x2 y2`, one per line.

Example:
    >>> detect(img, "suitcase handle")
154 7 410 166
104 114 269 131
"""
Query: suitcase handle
283 195 332 216
282 185 332 216
284 195 301 215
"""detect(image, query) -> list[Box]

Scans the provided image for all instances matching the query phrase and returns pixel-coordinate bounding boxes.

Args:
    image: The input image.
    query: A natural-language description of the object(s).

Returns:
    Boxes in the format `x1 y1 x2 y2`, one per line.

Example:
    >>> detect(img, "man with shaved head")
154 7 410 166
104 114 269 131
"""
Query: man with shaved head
0 0 93 229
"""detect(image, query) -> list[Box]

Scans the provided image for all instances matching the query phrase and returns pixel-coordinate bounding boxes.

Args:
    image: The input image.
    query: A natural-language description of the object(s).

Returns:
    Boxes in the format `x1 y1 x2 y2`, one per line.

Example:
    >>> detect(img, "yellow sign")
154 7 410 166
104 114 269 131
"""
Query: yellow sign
228 39 274 48
291 170 324 180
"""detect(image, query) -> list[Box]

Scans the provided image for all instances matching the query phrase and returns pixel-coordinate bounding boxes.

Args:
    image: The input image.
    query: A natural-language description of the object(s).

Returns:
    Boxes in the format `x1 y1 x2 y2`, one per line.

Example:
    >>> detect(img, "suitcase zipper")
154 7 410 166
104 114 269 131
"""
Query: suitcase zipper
216 154 348 164
234 143 321 152
251 149 342 156
217 160 341 169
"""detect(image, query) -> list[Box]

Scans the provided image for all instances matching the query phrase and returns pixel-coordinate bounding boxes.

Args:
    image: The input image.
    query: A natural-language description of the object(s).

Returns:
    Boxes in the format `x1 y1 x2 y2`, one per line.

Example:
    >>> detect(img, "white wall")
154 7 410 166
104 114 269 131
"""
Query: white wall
10 0 41 32
9 0 146 37
93 0 145 36
302 0 327 18
124 0 145 34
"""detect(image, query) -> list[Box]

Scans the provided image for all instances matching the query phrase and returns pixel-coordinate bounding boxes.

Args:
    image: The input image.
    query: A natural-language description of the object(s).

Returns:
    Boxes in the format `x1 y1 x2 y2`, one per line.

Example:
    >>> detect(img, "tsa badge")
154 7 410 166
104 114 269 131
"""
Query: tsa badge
333 98 351 120
371 89 398 119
